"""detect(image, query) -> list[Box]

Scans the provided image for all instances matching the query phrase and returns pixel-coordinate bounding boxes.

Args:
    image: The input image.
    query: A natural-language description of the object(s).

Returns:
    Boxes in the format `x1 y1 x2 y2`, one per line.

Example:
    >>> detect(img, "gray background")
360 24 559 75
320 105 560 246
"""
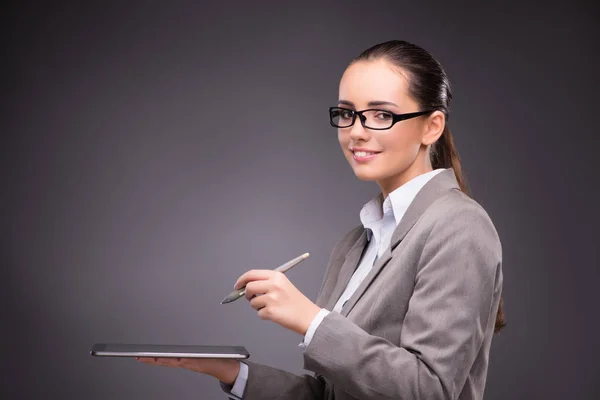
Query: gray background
2 1 599 399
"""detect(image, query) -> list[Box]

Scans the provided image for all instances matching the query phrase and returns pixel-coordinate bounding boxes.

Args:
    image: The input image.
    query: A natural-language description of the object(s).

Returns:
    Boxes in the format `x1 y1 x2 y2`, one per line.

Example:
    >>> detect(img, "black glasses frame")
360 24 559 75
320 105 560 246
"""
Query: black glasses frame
329 106 435 130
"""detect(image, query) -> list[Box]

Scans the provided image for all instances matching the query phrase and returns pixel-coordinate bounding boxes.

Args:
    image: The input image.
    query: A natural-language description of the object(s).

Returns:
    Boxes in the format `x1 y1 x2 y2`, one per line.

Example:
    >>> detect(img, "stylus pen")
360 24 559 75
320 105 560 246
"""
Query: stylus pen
220 252 310 304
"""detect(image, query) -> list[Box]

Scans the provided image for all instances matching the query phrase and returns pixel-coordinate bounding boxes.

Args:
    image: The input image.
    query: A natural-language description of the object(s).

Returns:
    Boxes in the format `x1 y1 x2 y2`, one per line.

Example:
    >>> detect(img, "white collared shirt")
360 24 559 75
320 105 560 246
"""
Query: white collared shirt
227 168 446 399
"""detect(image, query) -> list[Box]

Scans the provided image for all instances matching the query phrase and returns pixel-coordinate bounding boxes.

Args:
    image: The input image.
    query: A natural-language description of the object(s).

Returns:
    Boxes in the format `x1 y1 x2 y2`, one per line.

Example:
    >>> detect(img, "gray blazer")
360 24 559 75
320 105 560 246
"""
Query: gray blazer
225 168 503 400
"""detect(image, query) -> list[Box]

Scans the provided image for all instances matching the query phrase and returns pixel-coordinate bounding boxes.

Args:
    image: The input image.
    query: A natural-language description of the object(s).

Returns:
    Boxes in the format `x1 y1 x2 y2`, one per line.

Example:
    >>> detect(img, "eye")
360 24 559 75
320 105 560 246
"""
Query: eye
340 109 354 120
374 111 393 120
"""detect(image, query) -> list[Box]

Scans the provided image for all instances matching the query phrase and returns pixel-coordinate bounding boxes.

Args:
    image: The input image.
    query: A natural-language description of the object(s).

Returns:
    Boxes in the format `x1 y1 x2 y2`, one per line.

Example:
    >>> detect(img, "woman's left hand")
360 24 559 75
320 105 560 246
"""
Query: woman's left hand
234 270 322 336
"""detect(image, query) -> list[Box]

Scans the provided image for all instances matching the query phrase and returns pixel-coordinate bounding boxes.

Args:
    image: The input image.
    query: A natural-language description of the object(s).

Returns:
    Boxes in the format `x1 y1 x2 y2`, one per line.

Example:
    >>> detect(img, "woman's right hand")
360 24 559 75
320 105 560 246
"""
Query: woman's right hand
136 357 241 385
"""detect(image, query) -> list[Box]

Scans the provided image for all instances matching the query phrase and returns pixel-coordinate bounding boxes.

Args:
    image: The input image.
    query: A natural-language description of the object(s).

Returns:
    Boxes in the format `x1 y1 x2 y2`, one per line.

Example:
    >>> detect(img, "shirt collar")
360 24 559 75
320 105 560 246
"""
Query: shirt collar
359 168 447 240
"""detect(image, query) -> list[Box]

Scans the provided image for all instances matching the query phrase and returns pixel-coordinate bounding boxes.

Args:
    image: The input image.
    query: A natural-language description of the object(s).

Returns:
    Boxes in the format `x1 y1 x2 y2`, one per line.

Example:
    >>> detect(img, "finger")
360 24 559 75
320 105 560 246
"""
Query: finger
257 306 271 320
140 357 179 367
244 280 271 300
137 357 162 365
249 293 269 311
160 358 182 367
137 357 156 364
234 269 275 290
178 358 200 370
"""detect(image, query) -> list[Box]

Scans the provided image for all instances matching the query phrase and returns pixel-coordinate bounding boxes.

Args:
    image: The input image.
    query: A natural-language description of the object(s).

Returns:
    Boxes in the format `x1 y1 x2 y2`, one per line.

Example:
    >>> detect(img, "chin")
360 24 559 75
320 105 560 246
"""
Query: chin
351 167 383 181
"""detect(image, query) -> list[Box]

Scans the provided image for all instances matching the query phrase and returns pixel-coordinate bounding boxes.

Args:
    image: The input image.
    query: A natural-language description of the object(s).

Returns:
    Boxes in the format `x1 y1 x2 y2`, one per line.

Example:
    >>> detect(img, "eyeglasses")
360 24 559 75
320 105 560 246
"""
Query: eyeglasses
329 107 435 130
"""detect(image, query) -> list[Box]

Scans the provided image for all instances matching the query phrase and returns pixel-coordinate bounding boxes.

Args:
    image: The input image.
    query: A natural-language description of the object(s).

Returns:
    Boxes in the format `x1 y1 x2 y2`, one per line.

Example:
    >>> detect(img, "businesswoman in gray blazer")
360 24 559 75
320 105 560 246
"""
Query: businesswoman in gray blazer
139 39 505 400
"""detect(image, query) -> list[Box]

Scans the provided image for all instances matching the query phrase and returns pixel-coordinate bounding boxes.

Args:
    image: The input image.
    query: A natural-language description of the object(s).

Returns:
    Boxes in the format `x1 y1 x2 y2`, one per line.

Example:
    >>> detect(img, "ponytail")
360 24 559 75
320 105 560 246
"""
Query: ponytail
431 127 507 334
431 126 468 194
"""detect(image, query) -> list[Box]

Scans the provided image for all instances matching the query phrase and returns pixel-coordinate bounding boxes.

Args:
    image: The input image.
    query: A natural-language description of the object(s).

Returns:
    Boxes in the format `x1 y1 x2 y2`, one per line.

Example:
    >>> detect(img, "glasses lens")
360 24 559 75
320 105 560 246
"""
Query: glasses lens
362 110 393 129
330 108 354 127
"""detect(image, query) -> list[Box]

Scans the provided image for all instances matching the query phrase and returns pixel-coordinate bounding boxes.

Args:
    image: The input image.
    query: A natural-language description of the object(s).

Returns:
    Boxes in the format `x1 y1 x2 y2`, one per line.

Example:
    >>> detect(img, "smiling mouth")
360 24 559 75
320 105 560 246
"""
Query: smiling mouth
353 150 378 157
351 150 381 162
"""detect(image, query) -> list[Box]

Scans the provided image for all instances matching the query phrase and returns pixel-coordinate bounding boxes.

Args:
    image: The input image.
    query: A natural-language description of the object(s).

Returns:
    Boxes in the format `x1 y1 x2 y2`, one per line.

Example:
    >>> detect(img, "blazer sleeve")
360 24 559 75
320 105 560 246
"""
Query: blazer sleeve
302 202 503 400
219 360 327 400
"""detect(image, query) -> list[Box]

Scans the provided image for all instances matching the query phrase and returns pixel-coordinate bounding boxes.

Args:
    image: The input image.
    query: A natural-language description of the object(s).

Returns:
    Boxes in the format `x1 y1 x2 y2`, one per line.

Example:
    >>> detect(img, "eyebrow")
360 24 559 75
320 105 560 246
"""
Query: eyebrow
338 100 399 108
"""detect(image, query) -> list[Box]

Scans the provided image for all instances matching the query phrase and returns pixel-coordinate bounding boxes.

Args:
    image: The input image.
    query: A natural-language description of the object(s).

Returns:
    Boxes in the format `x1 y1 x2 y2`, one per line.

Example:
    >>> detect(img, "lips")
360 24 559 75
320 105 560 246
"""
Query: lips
350 147 381 154
350 148 381 163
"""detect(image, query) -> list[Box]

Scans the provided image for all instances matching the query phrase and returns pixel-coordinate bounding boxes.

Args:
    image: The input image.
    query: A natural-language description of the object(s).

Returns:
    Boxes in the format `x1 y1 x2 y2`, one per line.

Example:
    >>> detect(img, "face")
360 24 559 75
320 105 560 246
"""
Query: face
336 59 441 195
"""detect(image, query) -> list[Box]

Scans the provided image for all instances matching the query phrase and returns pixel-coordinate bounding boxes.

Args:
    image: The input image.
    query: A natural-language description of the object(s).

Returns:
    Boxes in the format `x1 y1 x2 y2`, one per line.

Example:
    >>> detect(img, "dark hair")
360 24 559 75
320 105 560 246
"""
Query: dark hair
351 40 506 334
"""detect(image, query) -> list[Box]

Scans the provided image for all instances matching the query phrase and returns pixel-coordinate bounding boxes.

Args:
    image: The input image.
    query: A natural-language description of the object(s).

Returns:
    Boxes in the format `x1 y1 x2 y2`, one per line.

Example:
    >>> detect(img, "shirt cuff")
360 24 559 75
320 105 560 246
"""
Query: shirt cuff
219 361 248 399
230 361 248 398
298 308 330 350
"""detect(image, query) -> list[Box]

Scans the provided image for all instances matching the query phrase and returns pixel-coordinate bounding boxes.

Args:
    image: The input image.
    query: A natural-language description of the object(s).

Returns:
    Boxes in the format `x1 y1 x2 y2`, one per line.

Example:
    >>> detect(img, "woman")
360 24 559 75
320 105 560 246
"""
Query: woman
138 39 505 400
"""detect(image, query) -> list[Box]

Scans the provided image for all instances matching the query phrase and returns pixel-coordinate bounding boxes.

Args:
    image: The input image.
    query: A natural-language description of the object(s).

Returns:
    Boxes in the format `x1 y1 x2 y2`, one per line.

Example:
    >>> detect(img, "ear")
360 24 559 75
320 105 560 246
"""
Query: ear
421 111 445 146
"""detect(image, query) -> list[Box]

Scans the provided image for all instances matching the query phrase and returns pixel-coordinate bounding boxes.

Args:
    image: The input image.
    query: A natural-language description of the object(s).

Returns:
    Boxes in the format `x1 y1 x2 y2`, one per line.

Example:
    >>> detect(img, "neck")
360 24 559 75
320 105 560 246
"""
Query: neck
377 151 433 198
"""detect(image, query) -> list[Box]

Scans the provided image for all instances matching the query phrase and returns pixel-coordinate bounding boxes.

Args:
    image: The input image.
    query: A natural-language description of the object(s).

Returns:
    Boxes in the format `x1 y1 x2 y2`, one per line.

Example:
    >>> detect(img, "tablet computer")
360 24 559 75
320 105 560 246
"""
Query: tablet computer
90 343 249 359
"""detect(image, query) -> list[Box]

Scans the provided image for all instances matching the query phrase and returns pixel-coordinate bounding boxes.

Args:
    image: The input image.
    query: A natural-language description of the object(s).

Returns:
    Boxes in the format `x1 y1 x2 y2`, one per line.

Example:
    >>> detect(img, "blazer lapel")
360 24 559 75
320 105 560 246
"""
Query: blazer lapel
324 229 368 311
340 168 461 317
388 169 460 251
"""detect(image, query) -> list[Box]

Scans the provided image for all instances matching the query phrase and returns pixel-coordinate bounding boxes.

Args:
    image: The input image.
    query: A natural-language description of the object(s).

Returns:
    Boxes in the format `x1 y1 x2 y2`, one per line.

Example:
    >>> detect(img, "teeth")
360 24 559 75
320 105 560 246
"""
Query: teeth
354 151 374 157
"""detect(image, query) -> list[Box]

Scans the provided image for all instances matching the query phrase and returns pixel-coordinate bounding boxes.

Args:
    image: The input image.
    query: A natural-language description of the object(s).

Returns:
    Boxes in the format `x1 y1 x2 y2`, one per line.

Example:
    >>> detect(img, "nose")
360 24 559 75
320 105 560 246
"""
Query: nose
348 118 371 142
